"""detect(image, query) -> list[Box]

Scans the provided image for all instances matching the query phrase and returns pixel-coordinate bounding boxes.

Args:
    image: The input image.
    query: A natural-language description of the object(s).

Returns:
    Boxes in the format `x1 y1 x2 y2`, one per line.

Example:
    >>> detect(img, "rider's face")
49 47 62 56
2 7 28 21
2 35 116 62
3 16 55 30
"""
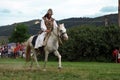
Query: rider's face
47 14 52 19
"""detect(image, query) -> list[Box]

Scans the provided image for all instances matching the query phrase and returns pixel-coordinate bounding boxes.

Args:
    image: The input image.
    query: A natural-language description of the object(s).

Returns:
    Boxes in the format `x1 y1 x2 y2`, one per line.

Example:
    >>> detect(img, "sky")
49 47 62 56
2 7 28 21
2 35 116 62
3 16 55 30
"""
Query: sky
0 0 118 26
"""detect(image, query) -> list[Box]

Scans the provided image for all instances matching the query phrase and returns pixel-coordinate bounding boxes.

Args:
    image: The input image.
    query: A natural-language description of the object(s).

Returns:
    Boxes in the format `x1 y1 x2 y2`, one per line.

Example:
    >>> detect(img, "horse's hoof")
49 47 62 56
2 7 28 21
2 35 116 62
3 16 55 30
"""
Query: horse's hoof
37 65 40 68
58 67 62 69
43 69 46 71
58 67 62 72
30 66 32 68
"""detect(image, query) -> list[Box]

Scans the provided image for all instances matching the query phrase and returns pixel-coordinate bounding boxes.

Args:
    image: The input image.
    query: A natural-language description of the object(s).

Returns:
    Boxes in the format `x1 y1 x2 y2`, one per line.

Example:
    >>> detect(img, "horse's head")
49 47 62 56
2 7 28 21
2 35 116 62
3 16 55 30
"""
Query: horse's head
58 23 68 41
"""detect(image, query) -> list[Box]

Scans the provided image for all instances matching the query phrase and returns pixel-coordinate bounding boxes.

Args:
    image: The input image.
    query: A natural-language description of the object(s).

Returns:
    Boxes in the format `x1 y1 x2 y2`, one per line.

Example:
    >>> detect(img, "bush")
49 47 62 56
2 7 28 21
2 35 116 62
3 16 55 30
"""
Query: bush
59 26 120 62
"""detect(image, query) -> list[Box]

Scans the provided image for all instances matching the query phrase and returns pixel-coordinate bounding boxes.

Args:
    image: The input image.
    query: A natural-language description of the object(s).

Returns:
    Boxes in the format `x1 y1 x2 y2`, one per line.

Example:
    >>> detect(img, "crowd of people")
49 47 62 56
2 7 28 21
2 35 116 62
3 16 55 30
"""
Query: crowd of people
0 42 26 58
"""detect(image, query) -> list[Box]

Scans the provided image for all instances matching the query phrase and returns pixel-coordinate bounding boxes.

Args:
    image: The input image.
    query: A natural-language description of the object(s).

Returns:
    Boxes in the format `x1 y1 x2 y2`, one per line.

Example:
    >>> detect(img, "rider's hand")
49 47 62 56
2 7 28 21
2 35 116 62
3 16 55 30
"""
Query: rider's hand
45 30 51 33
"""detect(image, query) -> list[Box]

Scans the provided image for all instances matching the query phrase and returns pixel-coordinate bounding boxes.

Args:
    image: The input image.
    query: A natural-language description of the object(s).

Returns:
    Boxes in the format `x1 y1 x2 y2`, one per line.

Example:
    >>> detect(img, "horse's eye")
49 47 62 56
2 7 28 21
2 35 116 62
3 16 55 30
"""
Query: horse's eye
60 30 62 32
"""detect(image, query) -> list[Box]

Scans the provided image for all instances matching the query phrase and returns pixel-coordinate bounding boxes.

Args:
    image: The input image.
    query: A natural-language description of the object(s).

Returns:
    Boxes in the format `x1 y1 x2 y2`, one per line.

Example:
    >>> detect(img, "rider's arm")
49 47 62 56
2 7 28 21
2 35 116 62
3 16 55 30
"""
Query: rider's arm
41 19 50 33
41 19 47 32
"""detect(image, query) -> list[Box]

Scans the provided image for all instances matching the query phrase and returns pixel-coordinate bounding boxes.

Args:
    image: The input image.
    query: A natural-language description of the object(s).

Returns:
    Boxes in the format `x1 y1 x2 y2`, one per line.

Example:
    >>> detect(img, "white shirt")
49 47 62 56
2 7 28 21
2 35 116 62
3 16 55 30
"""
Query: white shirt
41 18 58 32
118 53 120 59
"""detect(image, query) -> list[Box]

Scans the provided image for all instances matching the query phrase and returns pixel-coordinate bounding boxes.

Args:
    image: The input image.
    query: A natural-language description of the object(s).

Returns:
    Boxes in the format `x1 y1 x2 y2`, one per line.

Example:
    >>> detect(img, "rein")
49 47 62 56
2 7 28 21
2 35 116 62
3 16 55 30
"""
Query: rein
52 27 64 45
44 27 63 46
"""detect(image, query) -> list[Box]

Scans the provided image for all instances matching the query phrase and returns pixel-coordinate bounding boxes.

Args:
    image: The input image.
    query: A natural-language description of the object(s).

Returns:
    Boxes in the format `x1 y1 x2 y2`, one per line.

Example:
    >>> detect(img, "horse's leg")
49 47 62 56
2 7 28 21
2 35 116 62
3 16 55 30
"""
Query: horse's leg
30 52 34 68
43 51 49 71
54 50 62 69
33 50 40 68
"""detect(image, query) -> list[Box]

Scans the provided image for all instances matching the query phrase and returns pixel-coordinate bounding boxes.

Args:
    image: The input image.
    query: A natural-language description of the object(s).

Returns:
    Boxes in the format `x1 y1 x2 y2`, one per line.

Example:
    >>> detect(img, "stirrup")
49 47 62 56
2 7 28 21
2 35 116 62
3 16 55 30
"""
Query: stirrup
35 48 38 50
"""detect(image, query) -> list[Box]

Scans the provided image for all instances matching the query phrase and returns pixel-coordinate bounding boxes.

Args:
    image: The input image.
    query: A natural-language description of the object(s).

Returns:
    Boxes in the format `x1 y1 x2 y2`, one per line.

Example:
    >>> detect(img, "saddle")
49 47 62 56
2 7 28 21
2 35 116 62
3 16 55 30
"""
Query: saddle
43 33 51 46
31 32 51 48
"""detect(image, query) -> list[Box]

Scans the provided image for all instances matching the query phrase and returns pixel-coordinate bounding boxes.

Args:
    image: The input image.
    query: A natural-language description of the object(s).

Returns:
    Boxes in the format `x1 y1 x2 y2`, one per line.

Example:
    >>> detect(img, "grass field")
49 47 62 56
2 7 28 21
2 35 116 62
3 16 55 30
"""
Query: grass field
0 58 120 80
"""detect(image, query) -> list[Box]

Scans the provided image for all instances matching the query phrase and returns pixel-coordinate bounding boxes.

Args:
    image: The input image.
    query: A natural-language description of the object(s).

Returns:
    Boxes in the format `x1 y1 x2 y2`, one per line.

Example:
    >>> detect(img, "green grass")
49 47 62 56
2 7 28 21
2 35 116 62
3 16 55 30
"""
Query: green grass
0 58 120 80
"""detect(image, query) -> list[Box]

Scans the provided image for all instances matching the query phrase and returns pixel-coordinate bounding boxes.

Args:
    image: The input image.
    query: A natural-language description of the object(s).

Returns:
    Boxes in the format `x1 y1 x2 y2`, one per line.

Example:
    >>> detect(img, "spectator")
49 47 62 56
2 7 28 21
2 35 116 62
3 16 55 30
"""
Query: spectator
0 48 2 58
20 43 25 58
112 48 119 63
118 53 120 63
1 47 4 58
4 45 8 58
11 45 15 58
118 48 120 63
8 45 11 58
14 42 21 58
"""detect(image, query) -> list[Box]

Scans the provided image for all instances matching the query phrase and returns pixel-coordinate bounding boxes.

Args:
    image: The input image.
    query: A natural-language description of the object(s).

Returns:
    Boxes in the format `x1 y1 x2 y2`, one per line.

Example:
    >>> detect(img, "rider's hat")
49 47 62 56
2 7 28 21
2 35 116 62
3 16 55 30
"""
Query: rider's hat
47 8 53 15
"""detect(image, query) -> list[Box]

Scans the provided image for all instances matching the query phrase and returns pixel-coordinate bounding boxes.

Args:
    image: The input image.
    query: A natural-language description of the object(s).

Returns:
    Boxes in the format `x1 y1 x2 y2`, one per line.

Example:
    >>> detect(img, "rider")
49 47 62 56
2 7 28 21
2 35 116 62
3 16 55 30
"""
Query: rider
35 8 58 49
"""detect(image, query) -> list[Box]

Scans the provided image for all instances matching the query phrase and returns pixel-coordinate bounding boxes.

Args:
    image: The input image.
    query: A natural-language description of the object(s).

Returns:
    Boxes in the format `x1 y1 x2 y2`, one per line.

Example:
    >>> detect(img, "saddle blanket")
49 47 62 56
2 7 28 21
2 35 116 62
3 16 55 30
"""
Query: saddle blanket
32 35 38 47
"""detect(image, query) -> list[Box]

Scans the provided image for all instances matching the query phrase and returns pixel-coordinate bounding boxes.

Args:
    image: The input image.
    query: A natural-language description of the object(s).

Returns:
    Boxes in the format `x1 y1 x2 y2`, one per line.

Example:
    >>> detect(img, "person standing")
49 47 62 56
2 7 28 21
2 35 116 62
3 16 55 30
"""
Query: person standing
118 48 120 63
112 48 119 63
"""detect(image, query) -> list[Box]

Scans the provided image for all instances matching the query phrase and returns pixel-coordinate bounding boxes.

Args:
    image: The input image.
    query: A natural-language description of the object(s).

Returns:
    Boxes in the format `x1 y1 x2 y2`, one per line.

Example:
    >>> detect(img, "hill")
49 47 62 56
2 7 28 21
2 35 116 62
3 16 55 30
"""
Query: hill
0 13 118 37
59 14 118 27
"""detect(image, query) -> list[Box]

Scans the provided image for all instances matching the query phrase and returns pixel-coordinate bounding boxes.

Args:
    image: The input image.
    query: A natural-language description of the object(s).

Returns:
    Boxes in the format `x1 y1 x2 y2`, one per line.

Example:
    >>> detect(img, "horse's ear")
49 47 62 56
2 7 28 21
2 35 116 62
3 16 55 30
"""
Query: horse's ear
62 23 64 26
58 24 61 27
59 23 64 27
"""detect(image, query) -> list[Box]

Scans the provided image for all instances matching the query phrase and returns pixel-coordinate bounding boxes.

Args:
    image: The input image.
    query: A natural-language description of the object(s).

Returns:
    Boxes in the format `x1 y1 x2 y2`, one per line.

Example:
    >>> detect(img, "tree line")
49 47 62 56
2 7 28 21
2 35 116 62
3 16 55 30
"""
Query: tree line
59 25 120 62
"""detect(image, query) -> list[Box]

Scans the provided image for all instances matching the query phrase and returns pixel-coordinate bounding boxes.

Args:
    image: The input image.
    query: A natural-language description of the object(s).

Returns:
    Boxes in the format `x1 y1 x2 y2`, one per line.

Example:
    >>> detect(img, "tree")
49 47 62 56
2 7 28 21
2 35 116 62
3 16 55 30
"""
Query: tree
9 24 30 43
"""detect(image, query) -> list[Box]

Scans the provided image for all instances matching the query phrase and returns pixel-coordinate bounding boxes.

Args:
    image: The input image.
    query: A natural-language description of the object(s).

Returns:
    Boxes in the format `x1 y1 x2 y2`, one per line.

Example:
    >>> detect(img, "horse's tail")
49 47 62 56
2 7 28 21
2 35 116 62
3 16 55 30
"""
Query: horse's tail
25 41 31 62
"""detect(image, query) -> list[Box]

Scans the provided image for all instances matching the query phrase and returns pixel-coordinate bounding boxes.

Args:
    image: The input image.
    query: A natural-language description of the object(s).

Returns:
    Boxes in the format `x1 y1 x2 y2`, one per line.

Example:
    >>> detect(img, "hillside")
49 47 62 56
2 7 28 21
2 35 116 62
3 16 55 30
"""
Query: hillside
0 13 118 37
59 14 118 27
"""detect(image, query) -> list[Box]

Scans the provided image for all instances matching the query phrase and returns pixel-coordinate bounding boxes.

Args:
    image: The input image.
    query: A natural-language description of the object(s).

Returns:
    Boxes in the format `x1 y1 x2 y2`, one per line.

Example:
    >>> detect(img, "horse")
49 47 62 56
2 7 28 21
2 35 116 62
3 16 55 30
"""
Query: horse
25 23 68 71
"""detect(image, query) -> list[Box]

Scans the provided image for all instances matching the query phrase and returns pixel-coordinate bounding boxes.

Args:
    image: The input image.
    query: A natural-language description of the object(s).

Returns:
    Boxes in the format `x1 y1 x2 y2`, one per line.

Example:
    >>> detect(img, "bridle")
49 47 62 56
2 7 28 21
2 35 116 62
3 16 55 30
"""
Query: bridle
60 31 66 39
52 27 67 45
58 27 67 45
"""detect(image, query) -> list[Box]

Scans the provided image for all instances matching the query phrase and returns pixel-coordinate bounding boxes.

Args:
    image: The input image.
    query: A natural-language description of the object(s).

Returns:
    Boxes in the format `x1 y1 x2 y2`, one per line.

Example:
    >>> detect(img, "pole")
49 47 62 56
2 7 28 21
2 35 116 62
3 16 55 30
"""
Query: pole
105 16 108 27
118 0 120 27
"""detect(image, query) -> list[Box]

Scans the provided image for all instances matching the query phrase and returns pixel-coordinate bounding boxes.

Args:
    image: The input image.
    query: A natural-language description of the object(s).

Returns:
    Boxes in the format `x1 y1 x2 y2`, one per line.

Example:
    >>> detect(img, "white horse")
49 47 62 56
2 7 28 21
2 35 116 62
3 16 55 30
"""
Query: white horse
25 23 68 71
